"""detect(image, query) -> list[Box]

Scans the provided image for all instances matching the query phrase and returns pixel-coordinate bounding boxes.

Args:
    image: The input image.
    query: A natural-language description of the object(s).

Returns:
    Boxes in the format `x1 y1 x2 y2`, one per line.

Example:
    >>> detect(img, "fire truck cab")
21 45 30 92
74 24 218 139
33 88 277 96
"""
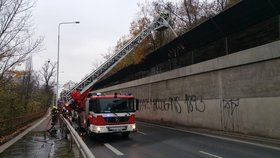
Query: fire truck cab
85 93 139 137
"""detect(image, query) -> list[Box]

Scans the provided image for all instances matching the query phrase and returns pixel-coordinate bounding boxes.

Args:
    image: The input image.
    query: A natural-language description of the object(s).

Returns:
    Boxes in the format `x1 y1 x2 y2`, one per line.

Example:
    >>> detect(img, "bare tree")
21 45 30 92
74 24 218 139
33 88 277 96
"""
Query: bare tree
39 60 56 107
0 0 43 84
21 56 33 109
200 0 217 17
92 60 103 71
62 80 76 91
214 0 241 12
181 0 201 28
40 60 56 91
101 46 115 60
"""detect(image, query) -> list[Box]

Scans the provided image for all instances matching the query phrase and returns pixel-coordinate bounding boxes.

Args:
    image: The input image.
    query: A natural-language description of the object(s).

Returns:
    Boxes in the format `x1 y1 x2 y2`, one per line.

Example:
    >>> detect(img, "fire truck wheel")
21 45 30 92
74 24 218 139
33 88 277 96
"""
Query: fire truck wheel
121 132 130 137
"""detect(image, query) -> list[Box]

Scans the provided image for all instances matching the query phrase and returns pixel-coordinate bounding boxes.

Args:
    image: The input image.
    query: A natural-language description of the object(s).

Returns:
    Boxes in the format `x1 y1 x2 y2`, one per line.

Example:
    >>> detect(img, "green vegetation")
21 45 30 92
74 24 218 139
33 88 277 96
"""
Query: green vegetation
0 69 53 120
0 0 54 120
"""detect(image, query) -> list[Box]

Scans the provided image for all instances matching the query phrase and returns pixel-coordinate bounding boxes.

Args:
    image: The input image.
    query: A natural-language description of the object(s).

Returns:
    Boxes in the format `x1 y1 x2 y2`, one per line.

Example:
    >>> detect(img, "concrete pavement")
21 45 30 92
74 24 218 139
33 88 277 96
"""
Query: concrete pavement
0 114 74 158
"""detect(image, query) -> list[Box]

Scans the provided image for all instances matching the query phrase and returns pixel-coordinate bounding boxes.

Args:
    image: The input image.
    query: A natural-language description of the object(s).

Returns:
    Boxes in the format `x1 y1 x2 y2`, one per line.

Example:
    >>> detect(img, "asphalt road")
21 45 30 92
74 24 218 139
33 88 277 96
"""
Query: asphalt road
82 121 280 158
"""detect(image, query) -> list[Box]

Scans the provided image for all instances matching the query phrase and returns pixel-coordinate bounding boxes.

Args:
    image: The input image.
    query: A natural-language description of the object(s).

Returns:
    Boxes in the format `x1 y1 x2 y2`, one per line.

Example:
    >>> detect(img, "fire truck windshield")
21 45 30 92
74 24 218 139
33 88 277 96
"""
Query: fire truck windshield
89 98 136 113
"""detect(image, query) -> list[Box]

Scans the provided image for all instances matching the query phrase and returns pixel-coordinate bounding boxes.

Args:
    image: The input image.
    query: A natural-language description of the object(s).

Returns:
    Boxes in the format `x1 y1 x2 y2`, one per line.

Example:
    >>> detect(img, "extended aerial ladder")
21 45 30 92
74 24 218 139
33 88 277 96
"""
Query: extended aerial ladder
63 14 176 102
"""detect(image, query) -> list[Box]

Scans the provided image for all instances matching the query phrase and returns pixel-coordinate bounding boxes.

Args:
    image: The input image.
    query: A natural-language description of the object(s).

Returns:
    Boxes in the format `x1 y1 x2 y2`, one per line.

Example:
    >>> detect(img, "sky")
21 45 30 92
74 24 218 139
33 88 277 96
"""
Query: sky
33 0 143 91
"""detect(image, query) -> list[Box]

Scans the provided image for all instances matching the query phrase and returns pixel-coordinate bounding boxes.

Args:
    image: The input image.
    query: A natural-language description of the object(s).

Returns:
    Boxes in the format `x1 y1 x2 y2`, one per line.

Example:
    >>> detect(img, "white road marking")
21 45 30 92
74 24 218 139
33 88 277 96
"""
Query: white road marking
104 143 124 156
137 131 147 135
139 122 280 151
200 151 223 158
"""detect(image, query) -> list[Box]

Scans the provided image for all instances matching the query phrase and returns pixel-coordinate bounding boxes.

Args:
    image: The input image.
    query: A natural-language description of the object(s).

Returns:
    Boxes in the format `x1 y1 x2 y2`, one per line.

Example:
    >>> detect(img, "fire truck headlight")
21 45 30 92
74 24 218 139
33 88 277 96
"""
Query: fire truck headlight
132 124 136 130
97 127 101 132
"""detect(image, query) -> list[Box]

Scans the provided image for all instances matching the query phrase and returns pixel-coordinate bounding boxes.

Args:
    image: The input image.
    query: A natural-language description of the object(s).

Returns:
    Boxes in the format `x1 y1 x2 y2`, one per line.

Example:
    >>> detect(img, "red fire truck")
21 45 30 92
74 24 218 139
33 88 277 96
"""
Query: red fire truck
62 14 171 137
85 93 138 137
65 91 138 137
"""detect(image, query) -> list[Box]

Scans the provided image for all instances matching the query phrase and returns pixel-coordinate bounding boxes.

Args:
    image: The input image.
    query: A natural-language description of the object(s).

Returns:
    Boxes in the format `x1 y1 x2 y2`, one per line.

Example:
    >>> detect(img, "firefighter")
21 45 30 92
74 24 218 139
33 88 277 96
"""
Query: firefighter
70 90 87 135
51 105 58 125
160 11 169 20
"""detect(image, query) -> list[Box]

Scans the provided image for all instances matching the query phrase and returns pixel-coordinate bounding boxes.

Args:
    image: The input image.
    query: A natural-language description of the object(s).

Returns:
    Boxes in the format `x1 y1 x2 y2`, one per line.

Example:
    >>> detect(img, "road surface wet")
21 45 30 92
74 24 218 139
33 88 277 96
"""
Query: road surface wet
0 117 74 158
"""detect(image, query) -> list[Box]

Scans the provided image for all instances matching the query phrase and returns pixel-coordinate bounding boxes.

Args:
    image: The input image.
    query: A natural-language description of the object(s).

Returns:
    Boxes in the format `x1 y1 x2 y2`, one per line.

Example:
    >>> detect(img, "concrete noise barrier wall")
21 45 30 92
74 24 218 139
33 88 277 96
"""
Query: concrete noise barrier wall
94 41 280 139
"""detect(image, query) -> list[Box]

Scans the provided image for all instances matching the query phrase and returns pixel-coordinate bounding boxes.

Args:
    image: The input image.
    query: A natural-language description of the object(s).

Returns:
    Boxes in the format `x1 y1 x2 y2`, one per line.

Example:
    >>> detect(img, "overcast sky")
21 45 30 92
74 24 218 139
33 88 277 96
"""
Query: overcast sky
33 0 144 90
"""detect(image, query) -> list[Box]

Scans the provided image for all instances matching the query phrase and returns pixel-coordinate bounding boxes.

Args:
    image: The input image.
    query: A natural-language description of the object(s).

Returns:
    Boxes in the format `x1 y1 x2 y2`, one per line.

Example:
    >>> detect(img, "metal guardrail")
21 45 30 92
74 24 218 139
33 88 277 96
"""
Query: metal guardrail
61 116 95 158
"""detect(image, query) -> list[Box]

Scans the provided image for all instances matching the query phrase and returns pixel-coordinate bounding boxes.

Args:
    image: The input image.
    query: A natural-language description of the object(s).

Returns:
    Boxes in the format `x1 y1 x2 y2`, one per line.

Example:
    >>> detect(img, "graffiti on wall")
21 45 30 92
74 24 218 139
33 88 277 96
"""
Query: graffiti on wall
139 99 151 111
221 98 239 131
139 94 207 114
139 97 182 114
184 94 206 113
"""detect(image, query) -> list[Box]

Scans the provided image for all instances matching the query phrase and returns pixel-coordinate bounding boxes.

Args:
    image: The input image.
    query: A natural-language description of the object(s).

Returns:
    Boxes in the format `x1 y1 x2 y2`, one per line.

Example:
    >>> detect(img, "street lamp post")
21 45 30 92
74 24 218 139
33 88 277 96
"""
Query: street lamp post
56 21 80 107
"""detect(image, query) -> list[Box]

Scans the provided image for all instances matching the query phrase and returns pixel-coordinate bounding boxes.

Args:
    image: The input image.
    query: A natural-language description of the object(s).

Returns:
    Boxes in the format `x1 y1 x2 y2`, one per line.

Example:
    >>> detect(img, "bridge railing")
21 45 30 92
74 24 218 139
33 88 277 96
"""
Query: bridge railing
60 116 95 158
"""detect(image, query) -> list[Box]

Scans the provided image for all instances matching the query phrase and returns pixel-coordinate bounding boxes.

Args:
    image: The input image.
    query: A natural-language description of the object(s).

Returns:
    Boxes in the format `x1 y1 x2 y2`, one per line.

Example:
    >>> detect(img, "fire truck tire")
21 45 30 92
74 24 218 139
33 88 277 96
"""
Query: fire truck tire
121 132 130 137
